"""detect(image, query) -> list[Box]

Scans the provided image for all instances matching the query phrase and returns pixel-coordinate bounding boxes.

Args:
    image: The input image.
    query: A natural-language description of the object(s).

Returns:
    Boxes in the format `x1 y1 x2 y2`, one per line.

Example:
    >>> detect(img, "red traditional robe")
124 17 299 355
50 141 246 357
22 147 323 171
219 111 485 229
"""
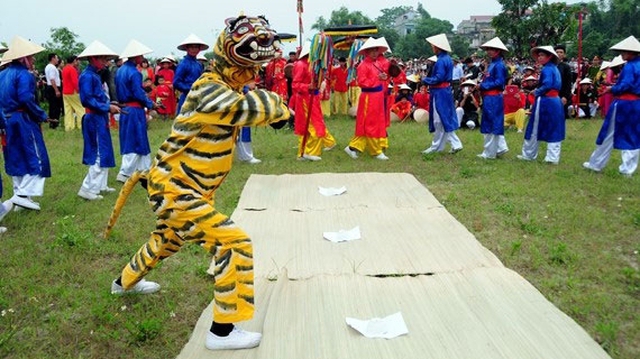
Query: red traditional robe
292 58 327 137
355 57 387 138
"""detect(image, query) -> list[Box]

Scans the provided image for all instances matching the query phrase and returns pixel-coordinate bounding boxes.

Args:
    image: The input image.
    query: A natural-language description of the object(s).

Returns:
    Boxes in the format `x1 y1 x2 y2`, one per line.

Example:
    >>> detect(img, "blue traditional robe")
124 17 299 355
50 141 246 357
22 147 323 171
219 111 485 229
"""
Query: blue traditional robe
79 64 116 168
596 56 640 149
115 60 154 155
479 56 507 135
422 52 458 133
174 55 204 114
525 62 565 143
0 62 51 177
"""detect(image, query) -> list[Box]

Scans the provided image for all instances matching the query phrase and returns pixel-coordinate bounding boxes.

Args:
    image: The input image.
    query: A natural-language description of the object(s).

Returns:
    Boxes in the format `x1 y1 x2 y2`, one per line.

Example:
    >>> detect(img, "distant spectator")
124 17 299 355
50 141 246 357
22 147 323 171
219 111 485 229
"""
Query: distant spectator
61 55 85 131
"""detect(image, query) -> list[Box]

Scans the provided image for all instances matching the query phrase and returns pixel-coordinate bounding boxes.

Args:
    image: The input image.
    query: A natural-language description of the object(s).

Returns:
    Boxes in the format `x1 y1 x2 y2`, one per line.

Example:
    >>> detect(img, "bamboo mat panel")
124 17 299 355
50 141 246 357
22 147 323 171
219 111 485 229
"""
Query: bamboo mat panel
235 172 442 211
231 206 503 279
178 269 610 359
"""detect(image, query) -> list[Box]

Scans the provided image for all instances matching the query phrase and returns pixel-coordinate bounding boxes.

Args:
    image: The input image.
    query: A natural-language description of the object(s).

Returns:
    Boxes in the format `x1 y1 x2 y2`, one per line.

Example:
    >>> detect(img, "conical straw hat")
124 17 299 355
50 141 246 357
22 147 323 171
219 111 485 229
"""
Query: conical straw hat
299 40 311 58
579 78 593 85
610 35 640 53
120 39 153 59
481 37 508 52
398 83 412 90
599 61 611 71
609 55 626 68
377 37 392 54
1 36 45 62
357 37 387 55
197 53 208 61
427 55 437 62
461 79 477 87
177 34 209 51
523 75 538 82
77 40 118 59
530 45 558 60
426 33 451 52
0 45 7 54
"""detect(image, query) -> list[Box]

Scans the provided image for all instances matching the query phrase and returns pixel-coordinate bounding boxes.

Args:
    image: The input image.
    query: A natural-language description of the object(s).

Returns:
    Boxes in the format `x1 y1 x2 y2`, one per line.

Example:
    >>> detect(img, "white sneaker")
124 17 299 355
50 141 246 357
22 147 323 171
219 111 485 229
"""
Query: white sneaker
421 148 437 155
375 153 389 160
205 327 262 350
544 159 559 165
516 155 534 161
0 226 6 234
11 195 41 211
111 279 161 295
78 189 103 201
0 200 13 222
101 187 117 193
247 157 262 164
497 149 509 157
582 162 600 172
477 154 495 160
324 144 336 151
116 174 129 183
299 154 321 161
449 147 463 154
343 146 358 159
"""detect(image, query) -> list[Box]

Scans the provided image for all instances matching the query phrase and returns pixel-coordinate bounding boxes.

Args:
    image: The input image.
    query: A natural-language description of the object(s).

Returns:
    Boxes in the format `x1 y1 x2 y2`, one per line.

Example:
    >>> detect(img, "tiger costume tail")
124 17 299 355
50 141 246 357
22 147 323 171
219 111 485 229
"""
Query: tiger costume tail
103 171 148 239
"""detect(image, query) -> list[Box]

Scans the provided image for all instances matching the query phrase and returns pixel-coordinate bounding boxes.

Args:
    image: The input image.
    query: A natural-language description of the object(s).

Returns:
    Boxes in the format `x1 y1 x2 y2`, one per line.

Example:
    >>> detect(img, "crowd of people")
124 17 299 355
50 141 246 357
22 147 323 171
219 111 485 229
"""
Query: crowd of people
0 23 639 351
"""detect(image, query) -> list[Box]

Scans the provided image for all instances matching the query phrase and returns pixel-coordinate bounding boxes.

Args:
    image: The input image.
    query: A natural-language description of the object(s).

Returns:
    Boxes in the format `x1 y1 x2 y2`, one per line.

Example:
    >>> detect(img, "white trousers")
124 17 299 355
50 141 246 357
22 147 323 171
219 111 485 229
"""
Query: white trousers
425 102 462 152
118 153 151 177
80 159 109 195
585 106 640 175
481 134 509 158
12 174 46 197
521 100 562 163
236 141 254 162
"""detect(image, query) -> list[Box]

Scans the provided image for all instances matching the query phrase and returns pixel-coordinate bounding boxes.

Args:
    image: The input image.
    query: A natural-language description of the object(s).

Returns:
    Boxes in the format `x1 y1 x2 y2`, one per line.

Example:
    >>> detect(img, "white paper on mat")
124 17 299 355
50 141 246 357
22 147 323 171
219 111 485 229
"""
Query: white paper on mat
318 186 347 196
346 312 409 339
323 226 361 243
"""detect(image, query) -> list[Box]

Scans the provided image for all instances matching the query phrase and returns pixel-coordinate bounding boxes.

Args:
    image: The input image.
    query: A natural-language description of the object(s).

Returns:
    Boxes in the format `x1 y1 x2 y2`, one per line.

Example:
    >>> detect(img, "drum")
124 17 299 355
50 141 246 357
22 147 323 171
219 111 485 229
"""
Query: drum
284 63 294 79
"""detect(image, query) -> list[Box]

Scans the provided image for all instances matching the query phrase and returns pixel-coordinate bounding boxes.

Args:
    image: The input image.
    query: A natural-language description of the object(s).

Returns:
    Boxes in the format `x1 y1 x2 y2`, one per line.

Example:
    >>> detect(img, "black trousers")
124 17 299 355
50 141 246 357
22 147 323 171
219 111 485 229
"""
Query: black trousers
45 85 63 129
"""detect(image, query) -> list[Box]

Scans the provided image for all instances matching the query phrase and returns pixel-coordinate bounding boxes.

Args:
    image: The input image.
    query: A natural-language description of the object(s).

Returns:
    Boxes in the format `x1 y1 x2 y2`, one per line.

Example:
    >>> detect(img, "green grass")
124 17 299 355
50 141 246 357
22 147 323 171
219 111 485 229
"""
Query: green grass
0 116 638 358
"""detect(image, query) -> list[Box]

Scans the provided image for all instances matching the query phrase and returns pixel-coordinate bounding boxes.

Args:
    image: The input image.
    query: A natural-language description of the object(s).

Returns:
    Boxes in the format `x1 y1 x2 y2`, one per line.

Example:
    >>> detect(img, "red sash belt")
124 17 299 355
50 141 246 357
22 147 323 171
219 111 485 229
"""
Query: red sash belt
429 82 450 89
544 90 559 97
482 89 502 96
85 108 95 114
616 93 640 100
124 101 142 108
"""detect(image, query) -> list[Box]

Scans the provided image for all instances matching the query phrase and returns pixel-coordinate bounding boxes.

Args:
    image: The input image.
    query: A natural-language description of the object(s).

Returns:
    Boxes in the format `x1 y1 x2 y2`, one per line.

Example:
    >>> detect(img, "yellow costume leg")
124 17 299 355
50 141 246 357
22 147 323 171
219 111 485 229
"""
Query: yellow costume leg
366 137 384 156
347 136 366 153
514 108 526 131
298 124 323 157
322 130 336 150
504 112 515 128
121 197 255 323
321 100 331 118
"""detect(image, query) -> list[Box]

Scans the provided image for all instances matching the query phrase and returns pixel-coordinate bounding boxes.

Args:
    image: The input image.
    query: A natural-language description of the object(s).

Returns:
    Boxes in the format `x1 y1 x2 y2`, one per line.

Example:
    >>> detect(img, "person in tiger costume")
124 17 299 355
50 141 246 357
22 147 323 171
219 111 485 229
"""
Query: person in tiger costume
108 14 290 351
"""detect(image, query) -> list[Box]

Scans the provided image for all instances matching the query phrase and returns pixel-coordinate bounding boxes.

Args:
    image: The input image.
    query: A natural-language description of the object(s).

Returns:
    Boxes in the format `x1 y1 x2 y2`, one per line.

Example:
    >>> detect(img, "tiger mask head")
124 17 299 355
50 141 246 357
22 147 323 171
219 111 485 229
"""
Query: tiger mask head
212 15 280 90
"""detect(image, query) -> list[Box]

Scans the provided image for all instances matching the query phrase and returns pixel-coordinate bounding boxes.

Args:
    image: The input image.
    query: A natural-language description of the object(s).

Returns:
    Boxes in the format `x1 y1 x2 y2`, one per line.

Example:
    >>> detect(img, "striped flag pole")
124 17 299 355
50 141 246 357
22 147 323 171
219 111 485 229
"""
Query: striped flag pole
297 0 304 48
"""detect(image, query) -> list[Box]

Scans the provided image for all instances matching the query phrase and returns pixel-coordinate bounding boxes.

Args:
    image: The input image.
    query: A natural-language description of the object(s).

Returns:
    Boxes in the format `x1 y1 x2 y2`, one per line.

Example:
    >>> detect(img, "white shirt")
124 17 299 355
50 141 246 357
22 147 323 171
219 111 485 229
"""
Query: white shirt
452 63 464 81
45 63 61 86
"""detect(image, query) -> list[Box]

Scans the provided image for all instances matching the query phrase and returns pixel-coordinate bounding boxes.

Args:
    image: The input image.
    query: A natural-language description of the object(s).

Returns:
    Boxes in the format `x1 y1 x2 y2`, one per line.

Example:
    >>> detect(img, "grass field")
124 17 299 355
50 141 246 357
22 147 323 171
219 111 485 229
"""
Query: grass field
0 115 638 359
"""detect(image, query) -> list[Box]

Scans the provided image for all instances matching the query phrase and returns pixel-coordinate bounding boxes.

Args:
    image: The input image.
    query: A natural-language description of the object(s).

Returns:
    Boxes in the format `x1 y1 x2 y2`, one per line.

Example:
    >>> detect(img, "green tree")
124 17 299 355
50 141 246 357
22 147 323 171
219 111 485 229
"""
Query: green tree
493 0 541 58
35 27 85 72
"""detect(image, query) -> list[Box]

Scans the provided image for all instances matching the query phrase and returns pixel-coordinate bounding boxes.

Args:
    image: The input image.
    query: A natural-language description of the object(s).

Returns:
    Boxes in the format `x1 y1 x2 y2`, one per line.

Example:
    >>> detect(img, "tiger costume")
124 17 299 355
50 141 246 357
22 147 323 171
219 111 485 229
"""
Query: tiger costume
108 14 289 350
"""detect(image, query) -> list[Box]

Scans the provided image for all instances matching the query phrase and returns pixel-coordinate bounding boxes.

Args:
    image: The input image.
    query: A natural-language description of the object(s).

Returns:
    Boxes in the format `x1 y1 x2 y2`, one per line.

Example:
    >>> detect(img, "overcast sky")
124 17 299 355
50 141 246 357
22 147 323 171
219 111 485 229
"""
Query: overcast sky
0 0 583 59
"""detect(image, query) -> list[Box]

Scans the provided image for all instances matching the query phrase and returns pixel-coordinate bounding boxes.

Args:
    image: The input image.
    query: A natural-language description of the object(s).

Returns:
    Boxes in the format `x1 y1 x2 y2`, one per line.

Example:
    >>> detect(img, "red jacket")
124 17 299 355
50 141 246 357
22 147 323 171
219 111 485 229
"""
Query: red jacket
503 85 525 114
62 64 79 95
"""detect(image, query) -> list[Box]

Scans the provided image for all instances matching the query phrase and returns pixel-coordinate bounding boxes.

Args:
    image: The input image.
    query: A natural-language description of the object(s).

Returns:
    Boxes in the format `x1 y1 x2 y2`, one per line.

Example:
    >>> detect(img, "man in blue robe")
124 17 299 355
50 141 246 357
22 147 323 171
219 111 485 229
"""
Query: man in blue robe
174 34 208 114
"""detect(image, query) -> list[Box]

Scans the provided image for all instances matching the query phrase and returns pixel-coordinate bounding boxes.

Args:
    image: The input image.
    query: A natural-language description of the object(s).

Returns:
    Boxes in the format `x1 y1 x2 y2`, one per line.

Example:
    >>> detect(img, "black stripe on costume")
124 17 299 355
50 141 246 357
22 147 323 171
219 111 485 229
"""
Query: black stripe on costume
170 177 195 191
212 217 234 228
198 132 233 142
214 299 237 311
175 193 197 202
239 294 255 304
179 163 219 192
